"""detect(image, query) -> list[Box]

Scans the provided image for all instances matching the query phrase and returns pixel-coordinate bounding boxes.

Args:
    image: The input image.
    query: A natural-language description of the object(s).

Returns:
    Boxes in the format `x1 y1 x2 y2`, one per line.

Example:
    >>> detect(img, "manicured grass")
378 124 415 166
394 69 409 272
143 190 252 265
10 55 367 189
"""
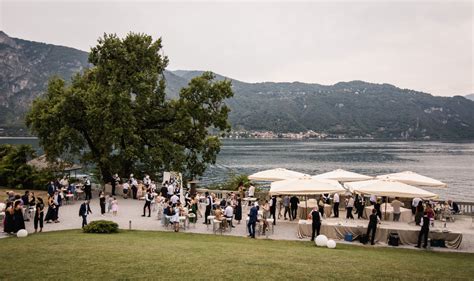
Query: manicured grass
0 230 473 280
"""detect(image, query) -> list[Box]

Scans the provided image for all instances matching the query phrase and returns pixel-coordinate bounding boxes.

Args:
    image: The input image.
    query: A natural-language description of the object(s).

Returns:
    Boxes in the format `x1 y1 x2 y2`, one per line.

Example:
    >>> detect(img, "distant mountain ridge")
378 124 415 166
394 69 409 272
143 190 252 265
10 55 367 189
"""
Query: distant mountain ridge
1 31 474 139
465 94 474 101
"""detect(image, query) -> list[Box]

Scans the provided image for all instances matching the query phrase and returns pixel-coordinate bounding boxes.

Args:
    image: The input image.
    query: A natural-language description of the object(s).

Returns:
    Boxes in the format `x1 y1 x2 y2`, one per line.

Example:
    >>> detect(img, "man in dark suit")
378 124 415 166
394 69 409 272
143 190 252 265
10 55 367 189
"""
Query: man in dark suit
248 204 258 238
290 196 300 220
416 212 430 248
204 191 212 224
47 181 56 197
79 200 92 228
84 177 92 200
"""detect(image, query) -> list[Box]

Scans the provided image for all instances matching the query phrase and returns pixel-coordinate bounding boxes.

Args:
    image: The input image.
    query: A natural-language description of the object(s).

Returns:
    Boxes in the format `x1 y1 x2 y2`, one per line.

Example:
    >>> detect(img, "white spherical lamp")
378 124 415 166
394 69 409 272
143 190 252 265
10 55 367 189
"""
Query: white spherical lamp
17 229 28 238
327 239 336 249
315 235 328 247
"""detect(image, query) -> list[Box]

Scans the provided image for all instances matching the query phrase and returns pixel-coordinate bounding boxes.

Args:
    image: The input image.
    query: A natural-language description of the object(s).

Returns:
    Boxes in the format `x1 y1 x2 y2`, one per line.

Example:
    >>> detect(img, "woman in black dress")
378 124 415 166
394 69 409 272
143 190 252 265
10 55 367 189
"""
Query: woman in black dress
13 200 25 233
99 191 106 215
234 194 242 224
3 202 15 234
34 197 45 233
44 196 57 223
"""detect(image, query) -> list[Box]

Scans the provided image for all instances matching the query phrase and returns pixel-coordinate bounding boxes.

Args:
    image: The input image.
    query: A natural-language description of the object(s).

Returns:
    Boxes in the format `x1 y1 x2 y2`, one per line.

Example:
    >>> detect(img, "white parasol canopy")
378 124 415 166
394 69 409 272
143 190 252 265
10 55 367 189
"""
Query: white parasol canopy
376 171 447 188
313 169 373 182
345 179 438 199
248 168 309 182
270 176 345 195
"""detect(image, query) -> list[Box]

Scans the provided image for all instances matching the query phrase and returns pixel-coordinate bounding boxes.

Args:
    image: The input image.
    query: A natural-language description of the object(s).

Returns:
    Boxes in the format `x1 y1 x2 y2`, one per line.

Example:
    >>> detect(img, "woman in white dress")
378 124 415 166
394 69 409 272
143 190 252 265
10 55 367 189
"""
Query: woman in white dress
170 203 181 232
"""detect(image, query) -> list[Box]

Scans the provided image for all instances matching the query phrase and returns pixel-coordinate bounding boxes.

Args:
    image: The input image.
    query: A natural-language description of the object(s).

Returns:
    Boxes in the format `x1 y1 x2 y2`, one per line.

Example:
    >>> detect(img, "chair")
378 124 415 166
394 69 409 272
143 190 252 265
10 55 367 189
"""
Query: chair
188 213 197 228
206 215 215 229
213 219 223 234
179 216 187 230
226 218 233 232
266 218 275 234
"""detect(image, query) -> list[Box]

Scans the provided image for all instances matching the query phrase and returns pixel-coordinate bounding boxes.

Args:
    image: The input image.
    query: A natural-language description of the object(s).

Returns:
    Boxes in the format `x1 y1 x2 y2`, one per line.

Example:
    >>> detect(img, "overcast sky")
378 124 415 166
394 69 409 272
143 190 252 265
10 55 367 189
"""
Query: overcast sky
1 0 472 96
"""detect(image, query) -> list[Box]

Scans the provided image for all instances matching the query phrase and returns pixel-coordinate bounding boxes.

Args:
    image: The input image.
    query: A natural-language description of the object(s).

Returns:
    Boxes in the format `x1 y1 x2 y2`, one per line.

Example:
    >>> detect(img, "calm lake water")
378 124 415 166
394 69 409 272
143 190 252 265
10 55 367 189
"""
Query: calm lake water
2 138 473 202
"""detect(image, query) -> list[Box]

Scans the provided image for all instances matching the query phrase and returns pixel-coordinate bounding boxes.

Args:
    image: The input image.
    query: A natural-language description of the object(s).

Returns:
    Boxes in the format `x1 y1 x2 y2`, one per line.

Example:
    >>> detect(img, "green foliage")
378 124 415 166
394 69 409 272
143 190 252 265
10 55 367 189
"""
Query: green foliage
26 33 233 183
0 144 53 189
83 220 119 234
206 173 251 191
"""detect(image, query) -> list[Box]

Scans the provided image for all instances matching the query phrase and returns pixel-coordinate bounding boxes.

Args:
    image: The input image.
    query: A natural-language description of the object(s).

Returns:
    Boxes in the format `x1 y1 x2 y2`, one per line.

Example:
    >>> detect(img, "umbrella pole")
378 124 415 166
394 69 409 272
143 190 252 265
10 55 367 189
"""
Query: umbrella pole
384 197 388 221
305 195 308 219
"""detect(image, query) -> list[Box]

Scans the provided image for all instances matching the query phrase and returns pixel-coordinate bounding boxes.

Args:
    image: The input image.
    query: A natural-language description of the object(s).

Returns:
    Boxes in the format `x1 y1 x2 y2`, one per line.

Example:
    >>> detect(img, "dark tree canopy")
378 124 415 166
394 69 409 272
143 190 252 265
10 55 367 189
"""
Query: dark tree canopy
26 33 233 182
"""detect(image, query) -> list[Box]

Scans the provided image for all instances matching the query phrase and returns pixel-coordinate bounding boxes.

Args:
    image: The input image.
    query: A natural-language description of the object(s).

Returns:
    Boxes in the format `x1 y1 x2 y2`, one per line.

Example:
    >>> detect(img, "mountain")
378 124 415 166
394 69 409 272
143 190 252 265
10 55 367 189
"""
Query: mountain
1 31 474 139
465 94 474 101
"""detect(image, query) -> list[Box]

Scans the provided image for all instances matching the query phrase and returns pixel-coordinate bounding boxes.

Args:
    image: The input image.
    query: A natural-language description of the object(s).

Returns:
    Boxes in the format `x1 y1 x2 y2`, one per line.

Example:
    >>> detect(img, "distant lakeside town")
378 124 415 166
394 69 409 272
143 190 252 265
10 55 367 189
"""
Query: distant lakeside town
224 130 374 140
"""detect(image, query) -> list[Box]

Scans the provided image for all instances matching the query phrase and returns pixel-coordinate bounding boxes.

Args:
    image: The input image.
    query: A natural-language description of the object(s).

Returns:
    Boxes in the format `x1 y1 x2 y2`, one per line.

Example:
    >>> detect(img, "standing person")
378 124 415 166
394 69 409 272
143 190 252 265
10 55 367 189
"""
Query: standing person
130 174 138 200
370 194 377 205
412 197 422 215
318 196 325 218
346 195 354 219
283 195 291 220
142 189 154 217
79 200 92 228
47 181 56 197
333 192 340 218
44 196 57 223
416 212 431 248
111 174 120 196
269 196 277 225
3 202 14 234
366 209 380 245
53 190 62 221
143 174 151 190
374 199 382 220
277 195 283 219
391 197 404 222
248 184 255 198
13 200 25 233
122 181 129 199
247 203 258 238
237 181 245 201
84 177 92 200
290 195 299 220
167 182 174 199
355 194 364 219
34 198 45 233
204 191 212 225
310 206 322 241
160 182 168 198
415 201 424 226
111 197 118 216
99 191 106 216
234 194 242 224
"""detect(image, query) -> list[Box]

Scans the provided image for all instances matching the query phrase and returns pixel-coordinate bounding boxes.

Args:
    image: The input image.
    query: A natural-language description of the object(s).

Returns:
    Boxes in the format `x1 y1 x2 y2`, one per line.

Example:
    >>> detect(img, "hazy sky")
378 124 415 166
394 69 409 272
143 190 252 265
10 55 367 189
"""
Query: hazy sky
1 0 473 96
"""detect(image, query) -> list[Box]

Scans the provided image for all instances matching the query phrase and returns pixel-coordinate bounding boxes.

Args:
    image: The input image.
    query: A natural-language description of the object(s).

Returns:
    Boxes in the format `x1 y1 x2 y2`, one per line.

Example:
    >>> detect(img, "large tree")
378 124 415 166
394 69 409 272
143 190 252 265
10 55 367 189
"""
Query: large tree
26 33 233 183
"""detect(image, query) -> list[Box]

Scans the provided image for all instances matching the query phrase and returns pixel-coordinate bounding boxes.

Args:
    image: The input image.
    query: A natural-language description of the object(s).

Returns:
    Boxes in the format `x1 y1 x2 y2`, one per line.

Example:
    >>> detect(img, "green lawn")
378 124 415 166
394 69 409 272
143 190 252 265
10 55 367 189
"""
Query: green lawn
0 230 473 280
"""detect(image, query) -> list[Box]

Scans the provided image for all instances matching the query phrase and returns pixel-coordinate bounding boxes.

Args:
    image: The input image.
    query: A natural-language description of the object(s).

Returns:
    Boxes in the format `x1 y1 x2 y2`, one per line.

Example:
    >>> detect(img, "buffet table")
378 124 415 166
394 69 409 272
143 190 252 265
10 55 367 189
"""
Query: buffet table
298 201 332 219
363 203 412 222
296 220 462 249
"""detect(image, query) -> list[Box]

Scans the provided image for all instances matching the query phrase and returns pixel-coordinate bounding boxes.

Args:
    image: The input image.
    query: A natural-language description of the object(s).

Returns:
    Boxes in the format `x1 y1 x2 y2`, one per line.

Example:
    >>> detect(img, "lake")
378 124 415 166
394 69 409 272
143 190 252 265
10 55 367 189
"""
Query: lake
1 137 473 202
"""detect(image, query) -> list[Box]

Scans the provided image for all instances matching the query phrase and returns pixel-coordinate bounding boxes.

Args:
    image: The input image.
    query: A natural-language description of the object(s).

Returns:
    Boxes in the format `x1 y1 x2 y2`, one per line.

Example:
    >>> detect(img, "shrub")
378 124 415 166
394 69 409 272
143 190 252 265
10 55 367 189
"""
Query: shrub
83 220 119 234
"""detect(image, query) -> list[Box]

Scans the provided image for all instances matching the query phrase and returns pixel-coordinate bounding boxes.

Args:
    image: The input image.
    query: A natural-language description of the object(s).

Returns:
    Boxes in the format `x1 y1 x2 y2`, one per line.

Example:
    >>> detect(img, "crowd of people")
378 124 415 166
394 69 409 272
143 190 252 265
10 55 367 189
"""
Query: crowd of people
1 174 463 251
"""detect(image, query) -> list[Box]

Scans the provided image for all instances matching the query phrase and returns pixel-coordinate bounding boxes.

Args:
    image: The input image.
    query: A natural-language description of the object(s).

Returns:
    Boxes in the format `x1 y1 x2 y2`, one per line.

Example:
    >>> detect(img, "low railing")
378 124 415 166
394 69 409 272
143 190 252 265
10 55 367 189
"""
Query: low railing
457 201 474 215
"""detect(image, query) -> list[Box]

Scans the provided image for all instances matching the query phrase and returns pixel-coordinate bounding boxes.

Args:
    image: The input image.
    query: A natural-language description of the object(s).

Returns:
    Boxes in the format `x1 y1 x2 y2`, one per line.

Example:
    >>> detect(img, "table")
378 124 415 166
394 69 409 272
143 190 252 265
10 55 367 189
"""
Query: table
65 194 74 204
296 220 462 249
298 201 332 219
364 203 412 222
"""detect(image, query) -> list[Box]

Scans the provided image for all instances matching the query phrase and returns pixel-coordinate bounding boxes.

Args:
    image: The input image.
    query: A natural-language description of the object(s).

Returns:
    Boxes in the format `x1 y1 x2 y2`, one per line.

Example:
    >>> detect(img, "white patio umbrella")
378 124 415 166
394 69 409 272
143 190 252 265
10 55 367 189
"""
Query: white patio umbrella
345 179 438 199
248 168 309 182
376 171 447 188
346 179 438 220
269 176 345 195
313 169 373 182
270 176 345 217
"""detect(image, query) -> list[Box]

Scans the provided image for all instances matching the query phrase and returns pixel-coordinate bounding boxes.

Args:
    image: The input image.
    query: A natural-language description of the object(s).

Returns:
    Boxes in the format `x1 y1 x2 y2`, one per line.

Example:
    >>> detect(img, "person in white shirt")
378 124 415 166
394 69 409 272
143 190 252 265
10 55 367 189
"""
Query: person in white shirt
346 195 354 219
412 197 421 215
167 184 174 198
333 193 340 218
170 193 179 205
370 194 377 205
122 182 129 199
224 203 235 228
391 197 404 221
248 185 255 197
